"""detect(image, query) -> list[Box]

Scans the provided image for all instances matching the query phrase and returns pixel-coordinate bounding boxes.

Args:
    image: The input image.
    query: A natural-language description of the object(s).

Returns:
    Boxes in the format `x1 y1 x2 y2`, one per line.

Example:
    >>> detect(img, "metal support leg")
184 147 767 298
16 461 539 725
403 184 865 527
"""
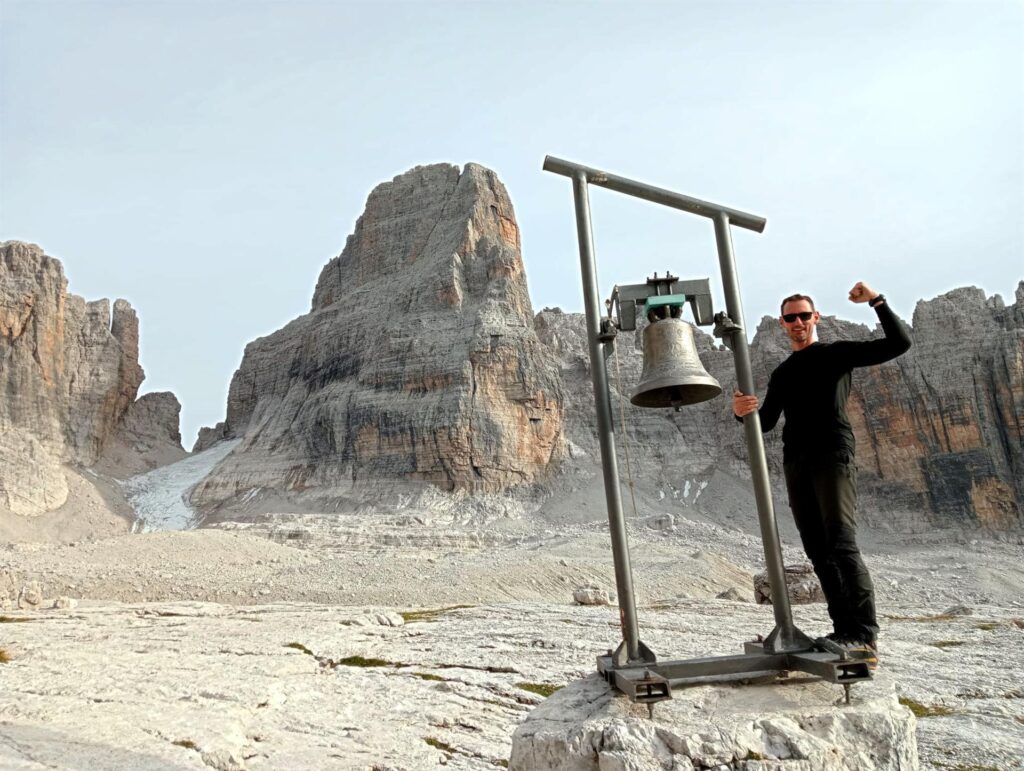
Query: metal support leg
570 171 653 666
713 212 811 653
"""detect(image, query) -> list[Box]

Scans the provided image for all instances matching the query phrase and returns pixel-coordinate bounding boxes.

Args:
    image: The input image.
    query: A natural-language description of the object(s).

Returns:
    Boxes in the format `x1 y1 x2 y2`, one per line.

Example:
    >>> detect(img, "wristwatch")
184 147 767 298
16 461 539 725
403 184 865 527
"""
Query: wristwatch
868 294 886 308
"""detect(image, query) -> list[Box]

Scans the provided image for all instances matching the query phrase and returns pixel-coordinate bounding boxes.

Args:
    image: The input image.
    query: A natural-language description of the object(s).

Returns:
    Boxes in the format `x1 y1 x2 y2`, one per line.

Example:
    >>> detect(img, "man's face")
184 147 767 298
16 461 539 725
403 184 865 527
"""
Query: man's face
779 299 820 347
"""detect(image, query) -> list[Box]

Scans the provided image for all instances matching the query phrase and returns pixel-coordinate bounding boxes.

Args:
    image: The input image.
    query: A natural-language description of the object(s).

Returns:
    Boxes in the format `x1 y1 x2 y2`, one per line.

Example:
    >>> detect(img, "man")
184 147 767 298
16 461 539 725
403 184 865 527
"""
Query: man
733 282 912 659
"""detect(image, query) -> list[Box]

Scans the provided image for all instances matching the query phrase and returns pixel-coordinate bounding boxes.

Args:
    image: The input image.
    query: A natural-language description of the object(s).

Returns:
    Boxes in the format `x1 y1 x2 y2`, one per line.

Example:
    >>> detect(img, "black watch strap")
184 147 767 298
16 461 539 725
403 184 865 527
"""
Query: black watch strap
869 294 886 308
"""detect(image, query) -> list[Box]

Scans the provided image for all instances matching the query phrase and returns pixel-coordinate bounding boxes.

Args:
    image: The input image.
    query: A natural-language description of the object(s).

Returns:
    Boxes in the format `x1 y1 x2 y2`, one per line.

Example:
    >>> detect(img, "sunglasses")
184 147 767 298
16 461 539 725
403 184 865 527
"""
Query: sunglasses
782 312 815 323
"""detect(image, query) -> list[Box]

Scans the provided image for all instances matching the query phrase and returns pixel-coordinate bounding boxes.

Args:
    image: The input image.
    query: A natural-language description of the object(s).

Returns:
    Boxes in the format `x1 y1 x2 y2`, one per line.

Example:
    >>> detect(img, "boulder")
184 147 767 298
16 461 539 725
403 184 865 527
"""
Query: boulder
574 585 614 606
754 564 825 605
17 581 43 610
510 673 918 770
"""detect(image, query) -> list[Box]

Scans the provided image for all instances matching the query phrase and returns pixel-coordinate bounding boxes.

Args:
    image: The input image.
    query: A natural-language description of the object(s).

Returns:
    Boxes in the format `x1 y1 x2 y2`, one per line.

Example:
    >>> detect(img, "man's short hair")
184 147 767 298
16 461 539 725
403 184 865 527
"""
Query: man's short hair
780 293 816 315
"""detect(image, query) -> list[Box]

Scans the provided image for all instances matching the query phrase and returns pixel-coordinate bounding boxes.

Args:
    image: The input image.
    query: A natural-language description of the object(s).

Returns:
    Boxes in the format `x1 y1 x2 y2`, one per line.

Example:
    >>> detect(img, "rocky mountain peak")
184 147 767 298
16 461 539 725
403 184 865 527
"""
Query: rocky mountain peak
191 163 563 514
311 163 527 319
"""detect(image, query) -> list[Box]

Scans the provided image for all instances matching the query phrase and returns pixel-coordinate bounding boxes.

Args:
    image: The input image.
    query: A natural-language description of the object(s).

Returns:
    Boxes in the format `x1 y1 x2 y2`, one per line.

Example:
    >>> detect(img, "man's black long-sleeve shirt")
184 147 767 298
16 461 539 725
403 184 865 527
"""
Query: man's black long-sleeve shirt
755 303 912 463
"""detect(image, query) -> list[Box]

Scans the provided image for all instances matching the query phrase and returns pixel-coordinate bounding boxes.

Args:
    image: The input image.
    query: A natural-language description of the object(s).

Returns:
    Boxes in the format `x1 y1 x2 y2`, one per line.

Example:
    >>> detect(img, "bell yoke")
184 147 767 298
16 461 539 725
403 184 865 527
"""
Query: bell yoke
543 155 874 708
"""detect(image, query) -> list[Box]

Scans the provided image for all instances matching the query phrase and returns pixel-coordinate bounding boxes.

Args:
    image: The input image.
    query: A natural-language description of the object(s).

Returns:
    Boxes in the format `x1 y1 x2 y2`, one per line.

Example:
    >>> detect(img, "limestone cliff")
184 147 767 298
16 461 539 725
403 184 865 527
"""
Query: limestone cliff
540 283 1024 532
850 286 1023 530
191 164 564 512
0 241 185 517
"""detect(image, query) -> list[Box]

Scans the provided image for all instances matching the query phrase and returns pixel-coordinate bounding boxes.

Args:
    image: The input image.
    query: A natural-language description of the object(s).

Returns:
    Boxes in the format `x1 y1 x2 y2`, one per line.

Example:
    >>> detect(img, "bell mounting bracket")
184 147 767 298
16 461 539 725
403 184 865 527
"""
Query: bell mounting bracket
609 275 714 331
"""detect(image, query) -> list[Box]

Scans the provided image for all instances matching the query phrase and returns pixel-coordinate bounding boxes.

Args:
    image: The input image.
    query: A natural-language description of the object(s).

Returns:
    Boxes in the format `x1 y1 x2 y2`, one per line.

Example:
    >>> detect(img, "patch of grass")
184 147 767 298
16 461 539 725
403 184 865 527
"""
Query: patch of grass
886 613 958 623
899 697 957 718
424 736 457 754
285 643 404 670
172 739 198 750
744 750 767 760
930 640 965 649
493 761 509 769
400 605 475 623
412 672 445 682
0 648 12 664
515 682 562 698
645 602 679 612
0 616 32 623
335 655 398 668
974 622 1000 631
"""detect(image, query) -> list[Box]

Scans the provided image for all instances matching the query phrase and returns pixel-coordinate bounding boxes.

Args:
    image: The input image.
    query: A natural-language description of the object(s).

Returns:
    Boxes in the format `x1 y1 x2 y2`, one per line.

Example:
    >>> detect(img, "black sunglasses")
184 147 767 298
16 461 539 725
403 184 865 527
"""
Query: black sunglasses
782 311 814 323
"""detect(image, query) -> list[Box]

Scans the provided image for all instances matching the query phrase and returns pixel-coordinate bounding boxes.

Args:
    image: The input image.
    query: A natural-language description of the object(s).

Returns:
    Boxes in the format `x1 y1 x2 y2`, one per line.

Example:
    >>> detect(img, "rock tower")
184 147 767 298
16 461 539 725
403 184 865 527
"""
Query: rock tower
191 164 564 512
0 241 184 517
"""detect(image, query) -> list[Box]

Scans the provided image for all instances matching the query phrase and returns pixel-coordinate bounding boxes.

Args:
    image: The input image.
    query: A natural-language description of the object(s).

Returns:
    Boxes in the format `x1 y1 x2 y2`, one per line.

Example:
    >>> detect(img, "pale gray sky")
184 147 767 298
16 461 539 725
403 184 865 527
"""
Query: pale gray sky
2 0 1021 447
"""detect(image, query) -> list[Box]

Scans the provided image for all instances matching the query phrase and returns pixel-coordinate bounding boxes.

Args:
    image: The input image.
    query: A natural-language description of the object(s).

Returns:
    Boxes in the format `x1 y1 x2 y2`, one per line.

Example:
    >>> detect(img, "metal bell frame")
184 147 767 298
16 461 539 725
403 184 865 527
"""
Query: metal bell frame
542 156 872 707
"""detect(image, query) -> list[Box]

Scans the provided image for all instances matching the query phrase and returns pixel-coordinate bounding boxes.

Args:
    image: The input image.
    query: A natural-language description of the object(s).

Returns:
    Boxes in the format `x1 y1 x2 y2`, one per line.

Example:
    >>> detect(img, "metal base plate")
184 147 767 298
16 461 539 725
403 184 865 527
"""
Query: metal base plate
598 641 872 704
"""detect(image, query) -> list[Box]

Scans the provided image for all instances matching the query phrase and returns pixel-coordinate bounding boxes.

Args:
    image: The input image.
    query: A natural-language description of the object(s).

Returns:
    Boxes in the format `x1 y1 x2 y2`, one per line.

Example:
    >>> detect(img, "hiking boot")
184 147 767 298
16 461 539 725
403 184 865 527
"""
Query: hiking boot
842 639 879 669
814 636 879 669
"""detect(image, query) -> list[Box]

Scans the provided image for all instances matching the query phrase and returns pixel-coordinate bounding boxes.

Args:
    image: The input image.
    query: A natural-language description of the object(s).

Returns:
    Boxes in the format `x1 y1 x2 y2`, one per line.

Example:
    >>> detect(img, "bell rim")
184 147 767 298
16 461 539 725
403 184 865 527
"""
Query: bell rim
629 380 723 408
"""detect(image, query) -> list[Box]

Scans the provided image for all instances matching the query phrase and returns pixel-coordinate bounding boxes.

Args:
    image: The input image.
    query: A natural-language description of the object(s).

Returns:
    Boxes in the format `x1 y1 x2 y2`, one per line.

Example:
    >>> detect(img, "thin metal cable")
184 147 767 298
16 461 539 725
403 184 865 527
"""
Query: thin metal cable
612 340 640 519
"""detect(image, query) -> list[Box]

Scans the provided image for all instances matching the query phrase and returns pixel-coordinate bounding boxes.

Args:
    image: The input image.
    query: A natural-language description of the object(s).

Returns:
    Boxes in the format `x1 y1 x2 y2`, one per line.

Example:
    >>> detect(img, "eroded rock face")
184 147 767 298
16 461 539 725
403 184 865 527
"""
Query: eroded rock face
540 283 1024 532
0 241 183 515
192 421 228 453
94 391 189 479
853 286 1024 530
191 164 564 512
118 391 184 449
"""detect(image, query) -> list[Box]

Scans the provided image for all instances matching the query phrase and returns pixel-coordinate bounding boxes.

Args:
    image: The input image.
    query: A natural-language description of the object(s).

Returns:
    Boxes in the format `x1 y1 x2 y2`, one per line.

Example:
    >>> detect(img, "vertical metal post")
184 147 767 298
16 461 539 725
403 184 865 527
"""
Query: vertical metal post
713 212 809 652
570 172 647 664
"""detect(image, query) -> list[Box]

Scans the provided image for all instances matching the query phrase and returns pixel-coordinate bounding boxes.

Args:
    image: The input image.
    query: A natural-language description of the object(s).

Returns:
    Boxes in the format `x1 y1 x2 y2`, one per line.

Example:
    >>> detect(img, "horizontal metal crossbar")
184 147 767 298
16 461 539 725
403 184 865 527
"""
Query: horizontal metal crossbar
543 156 767 233
599 644 872 704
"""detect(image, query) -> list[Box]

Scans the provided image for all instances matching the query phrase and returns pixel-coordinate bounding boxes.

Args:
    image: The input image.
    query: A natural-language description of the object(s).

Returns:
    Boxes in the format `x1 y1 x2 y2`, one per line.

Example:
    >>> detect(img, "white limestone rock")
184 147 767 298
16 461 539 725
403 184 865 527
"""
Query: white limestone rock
342 611 405 627
18 580 43 609
0 567 18 609
574 585 614 606
510 673 918 770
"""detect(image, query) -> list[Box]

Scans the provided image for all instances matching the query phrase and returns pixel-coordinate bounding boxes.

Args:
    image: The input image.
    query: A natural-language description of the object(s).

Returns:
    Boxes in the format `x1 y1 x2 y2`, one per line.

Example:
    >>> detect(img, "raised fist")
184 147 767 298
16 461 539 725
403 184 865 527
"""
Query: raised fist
848 282 879 304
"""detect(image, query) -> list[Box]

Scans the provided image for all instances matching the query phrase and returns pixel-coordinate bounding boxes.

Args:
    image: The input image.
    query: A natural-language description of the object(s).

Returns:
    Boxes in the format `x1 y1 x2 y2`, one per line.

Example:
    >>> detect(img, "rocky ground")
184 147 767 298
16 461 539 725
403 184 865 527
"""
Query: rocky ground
2 501 1022 770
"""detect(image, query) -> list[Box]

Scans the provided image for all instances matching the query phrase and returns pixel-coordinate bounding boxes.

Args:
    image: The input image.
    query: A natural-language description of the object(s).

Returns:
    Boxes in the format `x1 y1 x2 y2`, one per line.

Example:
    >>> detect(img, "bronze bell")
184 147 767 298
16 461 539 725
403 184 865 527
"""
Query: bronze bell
631 318 722 408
